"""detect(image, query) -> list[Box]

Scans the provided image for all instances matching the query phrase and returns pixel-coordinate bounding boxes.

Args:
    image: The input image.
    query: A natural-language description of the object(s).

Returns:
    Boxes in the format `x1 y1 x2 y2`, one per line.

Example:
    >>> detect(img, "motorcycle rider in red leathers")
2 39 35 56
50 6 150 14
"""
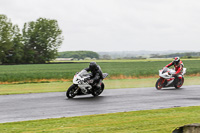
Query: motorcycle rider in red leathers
165 57 184 83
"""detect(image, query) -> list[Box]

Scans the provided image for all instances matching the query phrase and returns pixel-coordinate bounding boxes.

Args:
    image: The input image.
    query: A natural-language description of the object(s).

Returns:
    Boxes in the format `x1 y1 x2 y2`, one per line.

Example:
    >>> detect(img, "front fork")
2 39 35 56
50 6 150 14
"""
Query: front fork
160 77 167 86
73 85 80 94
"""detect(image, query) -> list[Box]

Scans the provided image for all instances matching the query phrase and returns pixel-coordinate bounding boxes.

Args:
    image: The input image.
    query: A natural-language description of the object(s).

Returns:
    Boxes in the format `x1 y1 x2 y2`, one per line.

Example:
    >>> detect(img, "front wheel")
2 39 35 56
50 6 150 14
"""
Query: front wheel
155 78 165 90
175 77 184 89
66 84 78 98
92 82 105 97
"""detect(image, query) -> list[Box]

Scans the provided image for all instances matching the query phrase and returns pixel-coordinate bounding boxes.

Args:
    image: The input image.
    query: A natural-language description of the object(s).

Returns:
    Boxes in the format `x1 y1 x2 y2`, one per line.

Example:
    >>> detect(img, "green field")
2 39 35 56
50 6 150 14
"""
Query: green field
0 106 200 133
0 59 199 83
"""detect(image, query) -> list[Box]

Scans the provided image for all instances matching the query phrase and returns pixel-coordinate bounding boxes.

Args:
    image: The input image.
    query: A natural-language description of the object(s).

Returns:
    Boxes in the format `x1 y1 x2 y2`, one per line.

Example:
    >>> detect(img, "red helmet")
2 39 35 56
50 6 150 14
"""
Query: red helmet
174 57 180 65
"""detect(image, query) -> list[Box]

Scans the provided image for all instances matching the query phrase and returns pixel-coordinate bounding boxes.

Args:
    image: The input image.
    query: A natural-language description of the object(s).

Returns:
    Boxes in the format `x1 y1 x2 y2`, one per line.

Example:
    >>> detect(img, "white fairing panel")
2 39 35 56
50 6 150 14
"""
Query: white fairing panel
159 67 186 79
182 68 186 75
159 68 175 79
72 70 92 94
73 75 81 84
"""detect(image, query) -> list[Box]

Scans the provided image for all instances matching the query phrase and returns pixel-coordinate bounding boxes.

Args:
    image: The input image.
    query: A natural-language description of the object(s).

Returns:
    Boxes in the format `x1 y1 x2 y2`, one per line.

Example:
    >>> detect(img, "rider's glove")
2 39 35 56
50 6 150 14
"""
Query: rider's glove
88 79 94 84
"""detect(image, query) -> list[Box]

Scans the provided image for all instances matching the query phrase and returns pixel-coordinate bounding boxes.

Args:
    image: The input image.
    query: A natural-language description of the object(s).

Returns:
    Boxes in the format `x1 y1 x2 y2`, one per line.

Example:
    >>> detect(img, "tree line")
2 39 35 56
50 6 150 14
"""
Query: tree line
150 52 200 58
0 14 63 64
57 51 99 60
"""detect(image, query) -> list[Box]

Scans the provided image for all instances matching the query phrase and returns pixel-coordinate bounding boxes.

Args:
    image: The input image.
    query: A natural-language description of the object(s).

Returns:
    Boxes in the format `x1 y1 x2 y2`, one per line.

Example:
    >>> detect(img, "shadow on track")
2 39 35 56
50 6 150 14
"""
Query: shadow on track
66 96 105 101
160 87 184 91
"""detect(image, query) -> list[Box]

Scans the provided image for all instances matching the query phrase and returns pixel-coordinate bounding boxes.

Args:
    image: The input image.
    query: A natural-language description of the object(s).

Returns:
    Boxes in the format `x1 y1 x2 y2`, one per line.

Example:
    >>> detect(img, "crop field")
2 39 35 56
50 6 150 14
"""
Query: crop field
0 59 199 83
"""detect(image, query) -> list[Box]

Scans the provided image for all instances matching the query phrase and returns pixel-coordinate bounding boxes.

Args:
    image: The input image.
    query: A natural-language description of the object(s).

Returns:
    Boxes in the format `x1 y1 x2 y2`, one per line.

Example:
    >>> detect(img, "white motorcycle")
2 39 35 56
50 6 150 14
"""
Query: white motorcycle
66 70 108 98
155 67 186 90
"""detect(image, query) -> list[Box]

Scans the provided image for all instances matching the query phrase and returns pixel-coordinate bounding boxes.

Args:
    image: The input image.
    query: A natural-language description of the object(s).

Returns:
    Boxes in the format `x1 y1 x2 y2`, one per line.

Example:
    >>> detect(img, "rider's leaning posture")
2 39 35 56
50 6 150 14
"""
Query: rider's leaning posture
84 62 103 89
165 57 184 83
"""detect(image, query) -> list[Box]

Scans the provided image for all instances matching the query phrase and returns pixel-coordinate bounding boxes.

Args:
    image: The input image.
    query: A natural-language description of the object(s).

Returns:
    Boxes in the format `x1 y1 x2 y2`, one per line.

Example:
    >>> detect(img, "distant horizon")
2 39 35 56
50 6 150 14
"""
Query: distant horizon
57 49 200 59
58 49 200 53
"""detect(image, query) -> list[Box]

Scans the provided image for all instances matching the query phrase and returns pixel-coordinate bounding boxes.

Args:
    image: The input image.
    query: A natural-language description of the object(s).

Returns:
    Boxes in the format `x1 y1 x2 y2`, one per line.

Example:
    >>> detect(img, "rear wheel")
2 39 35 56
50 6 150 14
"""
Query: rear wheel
175 77 184 89
66 84 77 98
92 82 104 97
155 78 164 90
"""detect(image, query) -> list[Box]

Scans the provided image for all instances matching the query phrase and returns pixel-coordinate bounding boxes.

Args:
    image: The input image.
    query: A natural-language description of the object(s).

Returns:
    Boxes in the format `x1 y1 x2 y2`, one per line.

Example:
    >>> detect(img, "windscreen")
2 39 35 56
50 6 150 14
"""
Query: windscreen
162 67 169 73
78 70 90 77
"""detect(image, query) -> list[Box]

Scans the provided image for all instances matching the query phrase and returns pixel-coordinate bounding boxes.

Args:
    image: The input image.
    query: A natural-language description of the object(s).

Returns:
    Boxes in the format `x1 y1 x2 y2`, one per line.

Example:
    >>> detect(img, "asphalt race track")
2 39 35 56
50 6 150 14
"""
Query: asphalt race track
0 85 200 123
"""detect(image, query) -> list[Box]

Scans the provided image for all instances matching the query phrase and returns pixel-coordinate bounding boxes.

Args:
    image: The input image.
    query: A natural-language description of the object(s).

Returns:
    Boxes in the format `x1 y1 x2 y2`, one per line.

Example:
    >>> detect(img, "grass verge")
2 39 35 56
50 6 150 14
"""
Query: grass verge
0 106 200 133
0 76 200 95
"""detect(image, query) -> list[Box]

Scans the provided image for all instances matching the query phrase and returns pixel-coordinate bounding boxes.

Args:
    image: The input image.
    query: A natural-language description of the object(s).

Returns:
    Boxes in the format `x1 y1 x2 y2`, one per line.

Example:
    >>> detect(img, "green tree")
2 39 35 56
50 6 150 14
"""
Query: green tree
0 14 13 63
6 25 24 63
22 18 63 63
57 51 99 60
0 14 23 64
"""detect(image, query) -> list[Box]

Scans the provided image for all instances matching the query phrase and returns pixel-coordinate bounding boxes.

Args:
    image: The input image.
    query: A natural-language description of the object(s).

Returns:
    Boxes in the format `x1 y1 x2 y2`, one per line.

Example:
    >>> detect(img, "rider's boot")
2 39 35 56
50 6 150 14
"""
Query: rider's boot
95 80 102 90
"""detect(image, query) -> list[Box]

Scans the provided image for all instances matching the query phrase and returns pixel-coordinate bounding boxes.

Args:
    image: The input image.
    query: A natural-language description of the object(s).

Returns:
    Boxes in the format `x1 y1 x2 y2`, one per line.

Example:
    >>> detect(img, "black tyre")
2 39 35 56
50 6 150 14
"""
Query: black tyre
92 82 105 97
175 77 184 89
155 78 164 90
66 84 77 98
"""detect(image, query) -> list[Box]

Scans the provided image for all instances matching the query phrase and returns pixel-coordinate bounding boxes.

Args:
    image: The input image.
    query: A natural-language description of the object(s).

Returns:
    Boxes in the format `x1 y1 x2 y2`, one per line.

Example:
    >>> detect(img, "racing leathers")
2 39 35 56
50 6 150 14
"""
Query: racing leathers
165 60 184 76
84 65 103 87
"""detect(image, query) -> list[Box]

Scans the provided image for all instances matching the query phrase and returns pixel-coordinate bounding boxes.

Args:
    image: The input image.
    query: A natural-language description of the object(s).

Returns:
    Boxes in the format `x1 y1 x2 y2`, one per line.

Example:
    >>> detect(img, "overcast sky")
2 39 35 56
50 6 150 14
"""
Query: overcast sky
1 0 200 52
